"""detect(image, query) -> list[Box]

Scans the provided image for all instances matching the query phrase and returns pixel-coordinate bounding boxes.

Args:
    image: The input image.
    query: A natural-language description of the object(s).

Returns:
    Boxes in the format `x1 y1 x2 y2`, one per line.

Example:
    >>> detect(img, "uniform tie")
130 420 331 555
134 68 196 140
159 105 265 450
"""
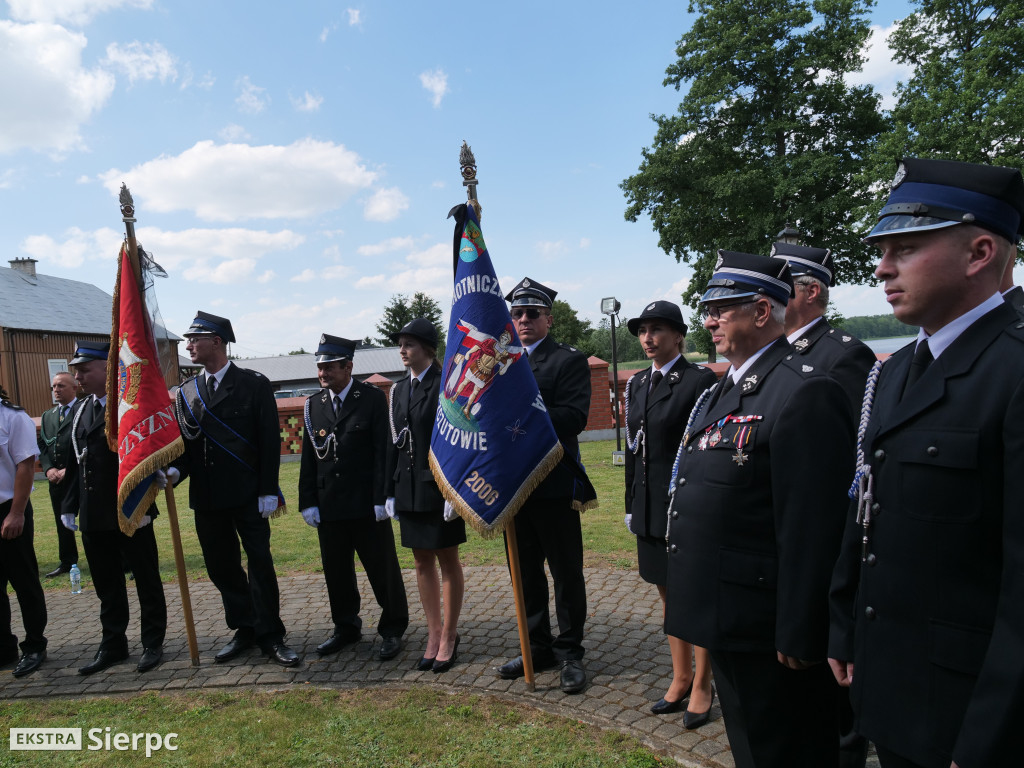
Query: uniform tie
719 374 735 399
411 377 420 390
208 376 218 394
333 394 341 413
649 370 663 393
903 339 933 398
59 404 69 423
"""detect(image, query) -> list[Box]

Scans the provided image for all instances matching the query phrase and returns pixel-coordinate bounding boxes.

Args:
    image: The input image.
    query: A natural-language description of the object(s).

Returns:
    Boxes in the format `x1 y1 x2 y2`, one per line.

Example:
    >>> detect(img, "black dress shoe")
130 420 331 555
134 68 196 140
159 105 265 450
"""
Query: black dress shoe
137 647 163 673
496 653 557 680
13 651 46 678
378 636 403 661
316 632 360 656
414 656 435 671
432 635 460 674
79 647 129 675
45 565 71 578
268 643 300 667
683 687 716 729
559 659 587 694
650 680 693 714
214 632 254 663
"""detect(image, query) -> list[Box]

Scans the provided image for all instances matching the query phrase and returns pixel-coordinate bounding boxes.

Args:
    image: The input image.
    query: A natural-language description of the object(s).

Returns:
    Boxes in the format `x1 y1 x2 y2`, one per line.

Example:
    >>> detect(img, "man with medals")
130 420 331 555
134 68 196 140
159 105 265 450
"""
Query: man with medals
172 311 297 667
298 334 408 661
829 159 1024 768
664 252 855 767
36 370 81 578
63 341 167 674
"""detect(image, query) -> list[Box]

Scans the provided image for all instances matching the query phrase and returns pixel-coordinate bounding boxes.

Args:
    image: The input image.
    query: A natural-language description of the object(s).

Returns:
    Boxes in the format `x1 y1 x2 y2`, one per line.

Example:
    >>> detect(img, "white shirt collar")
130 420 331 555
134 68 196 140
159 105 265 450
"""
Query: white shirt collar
206 360 232 386
786 316 823 344
330 378 354 403
917 292 1004 360
525 337 545 356
726 338 779 384
651 354 681 377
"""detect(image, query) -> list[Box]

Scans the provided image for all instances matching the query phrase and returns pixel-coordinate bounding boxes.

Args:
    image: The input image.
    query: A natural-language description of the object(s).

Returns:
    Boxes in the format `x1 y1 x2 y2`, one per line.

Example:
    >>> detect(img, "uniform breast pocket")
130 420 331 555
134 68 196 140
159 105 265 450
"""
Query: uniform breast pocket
701 424 758 488
345 421 369 435
895 429 979 522
222 404 252 424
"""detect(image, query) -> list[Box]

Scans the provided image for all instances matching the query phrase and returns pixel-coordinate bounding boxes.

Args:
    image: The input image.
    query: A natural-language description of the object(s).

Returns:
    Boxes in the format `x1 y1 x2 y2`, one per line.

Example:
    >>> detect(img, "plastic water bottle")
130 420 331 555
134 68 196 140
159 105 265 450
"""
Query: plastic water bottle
70 564 82 595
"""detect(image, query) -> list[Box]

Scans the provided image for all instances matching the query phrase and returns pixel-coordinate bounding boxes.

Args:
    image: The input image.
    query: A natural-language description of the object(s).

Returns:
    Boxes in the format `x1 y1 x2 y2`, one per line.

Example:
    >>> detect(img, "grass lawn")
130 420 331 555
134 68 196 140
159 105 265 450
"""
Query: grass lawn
27 440 636 590
0 688 674 767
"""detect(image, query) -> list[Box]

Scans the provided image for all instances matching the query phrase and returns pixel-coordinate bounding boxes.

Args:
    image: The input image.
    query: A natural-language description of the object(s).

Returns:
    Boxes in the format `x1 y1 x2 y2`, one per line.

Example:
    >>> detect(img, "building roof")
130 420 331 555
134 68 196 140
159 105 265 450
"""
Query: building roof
0 264 180 340
238 347 405 383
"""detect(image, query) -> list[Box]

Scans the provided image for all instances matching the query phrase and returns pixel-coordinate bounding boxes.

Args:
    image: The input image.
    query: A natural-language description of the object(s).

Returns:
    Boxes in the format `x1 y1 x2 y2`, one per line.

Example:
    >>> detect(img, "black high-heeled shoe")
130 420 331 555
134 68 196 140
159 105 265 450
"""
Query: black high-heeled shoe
650 680 693 715
414 655 435 671
683 686 715 729
432 635 460 673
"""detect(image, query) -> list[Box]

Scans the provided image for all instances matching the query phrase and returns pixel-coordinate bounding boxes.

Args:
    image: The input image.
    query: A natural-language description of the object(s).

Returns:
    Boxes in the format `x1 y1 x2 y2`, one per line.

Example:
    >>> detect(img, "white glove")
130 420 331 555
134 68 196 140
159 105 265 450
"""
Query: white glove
301 506 320 528
373 504 387 521
166 467 180 484
154 469 168 490
138 515 152 528
258 495 278 518
443 501 457 522
624 514 633 534
61 513 78 531
385 497 397 519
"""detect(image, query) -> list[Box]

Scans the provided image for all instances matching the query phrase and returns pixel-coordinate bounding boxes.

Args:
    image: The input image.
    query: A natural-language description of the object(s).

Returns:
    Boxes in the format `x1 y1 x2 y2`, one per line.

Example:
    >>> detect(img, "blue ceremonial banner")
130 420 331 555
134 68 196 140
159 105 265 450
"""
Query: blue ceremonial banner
429 204 563 537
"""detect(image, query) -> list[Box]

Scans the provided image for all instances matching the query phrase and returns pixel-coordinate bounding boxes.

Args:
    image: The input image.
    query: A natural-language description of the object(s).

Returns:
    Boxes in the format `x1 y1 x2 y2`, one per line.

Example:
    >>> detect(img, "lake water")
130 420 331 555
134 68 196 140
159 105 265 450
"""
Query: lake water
863 336 917 354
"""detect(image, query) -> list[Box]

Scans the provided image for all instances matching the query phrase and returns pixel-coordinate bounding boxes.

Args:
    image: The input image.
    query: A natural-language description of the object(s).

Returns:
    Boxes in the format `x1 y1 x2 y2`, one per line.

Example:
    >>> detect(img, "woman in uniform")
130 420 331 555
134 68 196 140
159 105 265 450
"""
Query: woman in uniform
624 301 717 727
386 318 466 673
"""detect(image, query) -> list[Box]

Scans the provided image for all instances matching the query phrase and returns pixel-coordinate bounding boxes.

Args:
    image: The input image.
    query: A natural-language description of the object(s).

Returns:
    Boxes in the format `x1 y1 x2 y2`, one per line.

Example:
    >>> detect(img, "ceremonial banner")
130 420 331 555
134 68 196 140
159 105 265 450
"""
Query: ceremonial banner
106 243 184 535
430 204 563 537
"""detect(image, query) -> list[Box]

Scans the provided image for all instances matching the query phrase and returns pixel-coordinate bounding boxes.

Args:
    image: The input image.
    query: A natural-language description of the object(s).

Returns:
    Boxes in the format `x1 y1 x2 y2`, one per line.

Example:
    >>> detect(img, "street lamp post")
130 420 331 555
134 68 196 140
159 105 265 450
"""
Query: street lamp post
601 297 624 465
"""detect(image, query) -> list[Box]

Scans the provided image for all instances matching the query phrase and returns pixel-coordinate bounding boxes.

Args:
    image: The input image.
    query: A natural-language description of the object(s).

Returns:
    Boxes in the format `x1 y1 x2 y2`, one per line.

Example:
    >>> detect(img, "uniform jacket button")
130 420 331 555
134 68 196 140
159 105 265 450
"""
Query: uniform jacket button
866 553 877 566
677 478 686 487
671 511 678 519
687 446 694 453
926 446 939 457
871 502 881 517
669 544 678 553
873 449 885 461
865 606 876 620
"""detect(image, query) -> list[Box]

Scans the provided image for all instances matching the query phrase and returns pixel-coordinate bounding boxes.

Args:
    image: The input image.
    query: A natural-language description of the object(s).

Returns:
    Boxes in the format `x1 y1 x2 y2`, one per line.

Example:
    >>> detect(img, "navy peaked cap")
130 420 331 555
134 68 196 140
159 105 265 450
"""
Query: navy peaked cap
505 277 556 308
70 340 110 365
701 251 794 306
184 310 235 343
316 334 357 364
771 242 835 286
866 157 1024 243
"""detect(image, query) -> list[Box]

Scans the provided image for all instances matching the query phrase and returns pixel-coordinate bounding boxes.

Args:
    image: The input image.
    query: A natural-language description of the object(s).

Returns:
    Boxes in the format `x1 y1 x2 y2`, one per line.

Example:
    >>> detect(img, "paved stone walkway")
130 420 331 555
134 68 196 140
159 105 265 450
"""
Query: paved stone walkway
2 566 878 767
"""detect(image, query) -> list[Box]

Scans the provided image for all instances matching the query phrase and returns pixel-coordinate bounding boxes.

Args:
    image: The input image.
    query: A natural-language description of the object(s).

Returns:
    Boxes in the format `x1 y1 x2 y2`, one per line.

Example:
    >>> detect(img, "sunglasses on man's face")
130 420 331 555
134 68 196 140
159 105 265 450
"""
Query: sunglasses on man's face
511 307 545 320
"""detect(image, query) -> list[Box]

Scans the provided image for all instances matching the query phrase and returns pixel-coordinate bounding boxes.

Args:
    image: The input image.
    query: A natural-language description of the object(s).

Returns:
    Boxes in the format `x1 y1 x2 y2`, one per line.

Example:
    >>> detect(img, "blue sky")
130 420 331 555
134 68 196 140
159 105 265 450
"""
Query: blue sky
1 0 930 357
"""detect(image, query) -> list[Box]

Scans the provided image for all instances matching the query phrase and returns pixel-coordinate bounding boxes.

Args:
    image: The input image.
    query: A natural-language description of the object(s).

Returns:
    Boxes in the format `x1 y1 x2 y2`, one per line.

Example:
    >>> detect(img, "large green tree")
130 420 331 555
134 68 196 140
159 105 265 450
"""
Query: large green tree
866 0 1024 196
548 299 595 355
374 292 446 355
622 0 886 320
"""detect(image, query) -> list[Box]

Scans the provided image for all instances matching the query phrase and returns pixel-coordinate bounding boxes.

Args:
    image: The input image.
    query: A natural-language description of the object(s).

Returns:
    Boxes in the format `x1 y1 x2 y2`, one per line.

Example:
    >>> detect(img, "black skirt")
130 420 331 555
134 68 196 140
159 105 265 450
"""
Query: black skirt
398 508 467 550
636 533 668 586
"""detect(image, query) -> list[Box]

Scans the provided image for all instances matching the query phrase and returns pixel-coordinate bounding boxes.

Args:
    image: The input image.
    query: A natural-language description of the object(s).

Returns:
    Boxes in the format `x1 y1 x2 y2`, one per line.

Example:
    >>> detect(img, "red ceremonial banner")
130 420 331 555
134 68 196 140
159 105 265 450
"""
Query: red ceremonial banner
106 243 184 535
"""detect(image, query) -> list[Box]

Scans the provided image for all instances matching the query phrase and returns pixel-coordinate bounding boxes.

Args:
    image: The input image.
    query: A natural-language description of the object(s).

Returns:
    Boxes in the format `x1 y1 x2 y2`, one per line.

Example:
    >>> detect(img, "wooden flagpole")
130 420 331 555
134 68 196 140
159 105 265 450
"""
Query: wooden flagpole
120 185 201 667
459 144 535 691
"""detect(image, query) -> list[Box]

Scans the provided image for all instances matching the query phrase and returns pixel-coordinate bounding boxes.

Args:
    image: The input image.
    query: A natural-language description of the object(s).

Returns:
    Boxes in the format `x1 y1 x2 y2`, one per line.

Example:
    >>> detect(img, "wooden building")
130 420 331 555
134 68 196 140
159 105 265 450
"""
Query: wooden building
0 257 181 417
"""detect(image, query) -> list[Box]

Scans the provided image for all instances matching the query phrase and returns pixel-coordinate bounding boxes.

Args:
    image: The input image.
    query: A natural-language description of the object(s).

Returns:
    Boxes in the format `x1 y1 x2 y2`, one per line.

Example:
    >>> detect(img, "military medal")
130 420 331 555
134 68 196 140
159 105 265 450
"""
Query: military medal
708 429 722 447
732 449 749 465
698 433 710 451
318 429 326 437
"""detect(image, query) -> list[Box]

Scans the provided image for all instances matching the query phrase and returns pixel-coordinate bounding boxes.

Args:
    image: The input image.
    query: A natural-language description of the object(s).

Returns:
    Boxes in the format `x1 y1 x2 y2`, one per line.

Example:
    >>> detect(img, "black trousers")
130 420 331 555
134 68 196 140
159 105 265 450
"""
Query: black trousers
81 523 166 651
194 504 285 647
875 746 930 768
710 649 838 768
47 479 78 568
508 497 587 661
316 517 408 638
0 500 47 655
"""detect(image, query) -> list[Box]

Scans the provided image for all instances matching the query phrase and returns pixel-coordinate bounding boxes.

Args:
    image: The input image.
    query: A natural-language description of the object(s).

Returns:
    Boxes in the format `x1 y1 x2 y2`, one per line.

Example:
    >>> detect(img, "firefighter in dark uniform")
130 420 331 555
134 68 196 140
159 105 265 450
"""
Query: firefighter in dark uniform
496 277 593 694
774 241 878 420
172 312 297 667
37 370 80 577
624 300 717 723
665 252 855 768
829 158 1024 768
63 341 167 675
298 334 408 661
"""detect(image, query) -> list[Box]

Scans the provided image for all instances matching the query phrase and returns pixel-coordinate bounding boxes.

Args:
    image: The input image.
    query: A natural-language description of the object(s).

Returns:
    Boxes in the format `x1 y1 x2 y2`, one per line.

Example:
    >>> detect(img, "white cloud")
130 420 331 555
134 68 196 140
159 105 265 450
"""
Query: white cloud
406 243 448 266
102 41 177 85
75 175 90 184
257 270 276 283
356 236 416 256
363 187 409 222
354 274 386 288
536 240 568 258
419 68 448 108
431 180 445 189
579 238 591 249
291 91 323 112
319 26 331 43
347 8 361 25
235 76 269 114
7 0 152 25
849 23 913 111
323 265 351 279
21 226 123 268
218 124 250 142
100 139 378 221
0 21 115 154
184 257 256 284
291 268 316 282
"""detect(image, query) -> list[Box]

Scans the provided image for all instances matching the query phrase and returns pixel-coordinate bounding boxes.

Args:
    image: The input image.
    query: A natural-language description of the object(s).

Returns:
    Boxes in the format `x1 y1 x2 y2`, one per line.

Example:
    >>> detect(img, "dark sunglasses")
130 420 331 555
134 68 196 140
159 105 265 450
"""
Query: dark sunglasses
511 307 544 320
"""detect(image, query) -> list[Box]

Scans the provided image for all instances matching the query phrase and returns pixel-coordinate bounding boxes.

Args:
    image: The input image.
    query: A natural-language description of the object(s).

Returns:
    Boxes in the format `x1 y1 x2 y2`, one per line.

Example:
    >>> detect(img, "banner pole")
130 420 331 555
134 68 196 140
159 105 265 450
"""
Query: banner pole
120 184 201 666
503 525 535 691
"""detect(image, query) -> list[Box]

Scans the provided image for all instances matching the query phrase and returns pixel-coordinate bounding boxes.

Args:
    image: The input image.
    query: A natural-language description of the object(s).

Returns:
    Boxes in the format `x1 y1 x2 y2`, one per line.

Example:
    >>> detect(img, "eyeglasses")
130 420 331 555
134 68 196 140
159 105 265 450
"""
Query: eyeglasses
511 307 545 320
700 299 758 322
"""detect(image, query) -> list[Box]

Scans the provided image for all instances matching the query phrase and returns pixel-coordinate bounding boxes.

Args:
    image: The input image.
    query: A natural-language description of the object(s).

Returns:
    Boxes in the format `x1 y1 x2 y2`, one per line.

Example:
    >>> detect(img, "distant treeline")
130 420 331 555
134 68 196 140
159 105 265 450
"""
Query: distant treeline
835 314 917 340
